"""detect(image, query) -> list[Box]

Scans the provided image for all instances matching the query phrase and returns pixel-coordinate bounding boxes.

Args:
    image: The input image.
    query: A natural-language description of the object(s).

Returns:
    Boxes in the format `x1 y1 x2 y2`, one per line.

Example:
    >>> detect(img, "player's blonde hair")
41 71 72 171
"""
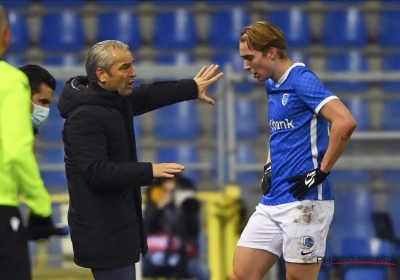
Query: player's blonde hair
86 40 130 82
240 21 287 59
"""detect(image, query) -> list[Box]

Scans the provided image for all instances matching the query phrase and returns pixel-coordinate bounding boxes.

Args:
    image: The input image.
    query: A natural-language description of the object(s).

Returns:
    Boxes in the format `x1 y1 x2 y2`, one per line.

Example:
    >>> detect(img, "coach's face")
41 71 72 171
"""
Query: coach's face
240 41 273 82
99 48 137 96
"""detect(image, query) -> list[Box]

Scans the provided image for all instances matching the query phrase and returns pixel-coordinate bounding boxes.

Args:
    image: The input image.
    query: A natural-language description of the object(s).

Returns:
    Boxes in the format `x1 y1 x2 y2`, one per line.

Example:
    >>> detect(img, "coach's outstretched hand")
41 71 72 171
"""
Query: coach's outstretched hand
153 163 185 178
194 64 223 105
287 167 329 199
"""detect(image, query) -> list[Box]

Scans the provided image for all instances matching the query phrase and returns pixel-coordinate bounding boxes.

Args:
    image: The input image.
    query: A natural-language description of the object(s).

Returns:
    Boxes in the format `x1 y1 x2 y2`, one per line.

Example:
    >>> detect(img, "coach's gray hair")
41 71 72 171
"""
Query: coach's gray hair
85 40 130 82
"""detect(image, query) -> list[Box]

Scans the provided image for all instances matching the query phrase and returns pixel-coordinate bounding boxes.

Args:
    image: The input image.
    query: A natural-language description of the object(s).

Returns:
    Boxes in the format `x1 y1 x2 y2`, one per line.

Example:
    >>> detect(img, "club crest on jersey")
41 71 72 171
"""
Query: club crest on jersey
282 93 289 106
303 236 314 249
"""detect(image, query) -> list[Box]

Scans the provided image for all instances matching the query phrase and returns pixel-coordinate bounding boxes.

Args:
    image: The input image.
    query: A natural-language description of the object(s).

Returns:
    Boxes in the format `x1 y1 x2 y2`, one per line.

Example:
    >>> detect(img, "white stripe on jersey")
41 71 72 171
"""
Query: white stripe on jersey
315 96 339 114
310 114 322 200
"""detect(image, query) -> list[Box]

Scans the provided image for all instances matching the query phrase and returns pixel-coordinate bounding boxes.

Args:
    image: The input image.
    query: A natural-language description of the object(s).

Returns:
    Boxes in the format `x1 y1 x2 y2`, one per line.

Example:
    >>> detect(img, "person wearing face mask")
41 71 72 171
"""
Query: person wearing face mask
0 6 64 279
18 64 55 134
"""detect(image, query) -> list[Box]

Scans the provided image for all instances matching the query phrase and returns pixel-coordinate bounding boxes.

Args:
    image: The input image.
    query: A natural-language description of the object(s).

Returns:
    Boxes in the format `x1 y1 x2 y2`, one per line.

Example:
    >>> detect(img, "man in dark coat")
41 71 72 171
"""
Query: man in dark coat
58 40 223 280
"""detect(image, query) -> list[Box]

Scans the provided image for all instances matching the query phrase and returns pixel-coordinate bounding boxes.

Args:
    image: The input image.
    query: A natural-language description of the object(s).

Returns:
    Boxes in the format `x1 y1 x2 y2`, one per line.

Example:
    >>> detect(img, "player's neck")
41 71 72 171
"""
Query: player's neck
271 58 294 83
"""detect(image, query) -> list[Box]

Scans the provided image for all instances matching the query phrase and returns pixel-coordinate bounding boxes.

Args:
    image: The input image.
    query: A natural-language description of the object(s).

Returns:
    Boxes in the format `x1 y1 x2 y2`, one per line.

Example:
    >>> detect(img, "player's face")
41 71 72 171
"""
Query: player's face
30 83 54 113
240 41 273 82
101 48 137 96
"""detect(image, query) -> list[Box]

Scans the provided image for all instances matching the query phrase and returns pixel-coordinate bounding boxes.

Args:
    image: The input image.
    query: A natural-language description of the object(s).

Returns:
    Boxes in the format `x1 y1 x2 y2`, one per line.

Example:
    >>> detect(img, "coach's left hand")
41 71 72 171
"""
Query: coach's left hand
194 64 223 105
287 168 329 199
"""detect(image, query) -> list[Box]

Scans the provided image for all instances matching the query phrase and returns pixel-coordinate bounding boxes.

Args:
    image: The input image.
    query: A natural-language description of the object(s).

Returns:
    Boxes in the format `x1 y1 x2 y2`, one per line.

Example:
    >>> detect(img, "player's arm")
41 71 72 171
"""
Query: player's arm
1 74 51 217
319 99 357 173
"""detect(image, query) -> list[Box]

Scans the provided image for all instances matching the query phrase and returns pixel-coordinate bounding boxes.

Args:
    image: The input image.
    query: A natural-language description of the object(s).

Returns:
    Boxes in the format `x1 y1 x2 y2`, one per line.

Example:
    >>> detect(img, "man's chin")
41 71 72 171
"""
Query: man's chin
118 90 132 96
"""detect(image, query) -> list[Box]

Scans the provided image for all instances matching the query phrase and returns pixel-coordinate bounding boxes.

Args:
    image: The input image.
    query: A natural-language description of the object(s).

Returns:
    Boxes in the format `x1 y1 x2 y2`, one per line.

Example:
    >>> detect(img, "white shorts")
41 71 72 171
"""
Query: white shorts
237 200 334 263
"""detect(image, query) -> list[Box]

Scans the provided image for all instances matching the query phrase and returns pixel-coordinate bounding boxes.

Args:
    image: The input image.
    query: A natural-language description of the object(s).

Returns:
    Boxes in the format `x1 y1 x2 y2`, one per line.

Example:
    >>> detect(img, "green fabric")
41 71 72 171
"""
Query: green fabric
0 61 51 217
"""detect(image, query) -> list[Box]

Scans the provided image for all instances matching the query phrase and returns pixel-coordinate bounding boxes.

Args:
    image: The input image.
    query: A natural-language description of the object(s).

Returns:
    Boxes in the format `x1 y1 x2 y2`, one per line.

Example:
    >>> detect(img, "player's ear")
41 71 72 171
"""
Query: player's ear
269 47 278 60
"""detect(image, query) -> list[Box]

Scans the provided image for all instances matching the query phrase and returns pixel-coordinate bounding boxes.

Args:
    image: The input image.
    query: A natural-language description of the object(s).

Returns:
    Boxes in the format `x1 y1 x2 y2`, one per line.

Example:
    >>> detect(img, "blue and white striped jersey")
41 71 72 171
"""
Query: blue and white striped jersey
261 63 338 206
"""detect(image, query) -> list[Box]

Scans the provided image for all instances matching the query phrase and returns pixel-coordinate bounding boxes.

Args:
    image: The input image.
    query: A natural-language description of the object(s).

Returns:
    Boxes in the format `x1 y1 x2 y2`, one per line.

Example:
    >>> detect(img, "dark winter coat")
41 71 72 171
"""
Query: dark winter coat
58 76 198 269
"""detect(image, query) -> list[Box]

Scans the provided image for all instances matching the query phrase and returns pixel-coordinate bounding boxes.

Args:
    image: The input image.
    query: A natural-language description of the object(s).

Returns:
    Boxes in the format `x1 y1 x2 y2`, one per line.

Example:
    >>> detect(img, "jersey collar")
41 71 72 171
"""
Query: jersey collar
275 62 305 88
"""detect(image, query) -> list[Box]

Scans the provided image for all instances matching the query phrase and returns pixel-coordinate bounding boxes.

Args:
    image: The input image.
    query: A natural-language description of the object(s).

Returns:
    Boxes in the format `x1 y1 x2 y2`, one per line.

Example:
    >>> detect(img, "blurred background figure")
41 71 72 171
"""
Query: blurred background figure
142 174 210 280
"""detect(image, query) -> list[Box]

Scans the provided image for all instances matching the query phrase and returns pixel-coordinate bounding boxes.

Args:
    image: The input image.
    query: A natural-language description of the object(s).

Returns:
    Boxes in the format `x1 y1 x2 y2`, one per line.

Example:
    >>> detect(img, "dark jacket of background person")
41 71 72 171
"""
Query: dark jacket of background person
143 177 201 277
58 76 198 269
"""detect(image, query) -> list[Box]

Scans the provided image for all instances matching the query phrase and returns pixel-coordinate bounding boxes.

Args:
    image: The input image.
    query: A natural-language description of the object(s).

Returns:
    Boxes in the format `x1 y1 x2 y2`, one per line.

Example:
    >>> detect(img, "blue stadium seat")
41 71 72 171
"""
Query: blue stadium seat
322 0 366 3
381 54 400 92
41 148 64 164
53 80 66 95
8 11 29 52
209 8 251 50
40 0 85 7
322 8 367 48
40 12 85 52
44 54 83 66
152 0 195 5
156 145 201 184
235 99 259 139
379 11 400 48
206 0 249 4
153 10 197 50
134 116 143 140
324 52 369 93
156 52 195 65
40 148 67 190
236 144 258 184
38 103 64 142
95 0 141 5
341 237 393 258
268 8 311 48
342 98 371 131
331 188 376 238
287 51 309 66
382 100 400 130
211 144 258 184
96 12 141 51
330 170 373 185
344 268 386 280
212 51 254 93
267 0 309 3
318 270 328 280
3 54 26 67
154 102 200 140
1 0 31 8
387 191 400 237
382 170 400 186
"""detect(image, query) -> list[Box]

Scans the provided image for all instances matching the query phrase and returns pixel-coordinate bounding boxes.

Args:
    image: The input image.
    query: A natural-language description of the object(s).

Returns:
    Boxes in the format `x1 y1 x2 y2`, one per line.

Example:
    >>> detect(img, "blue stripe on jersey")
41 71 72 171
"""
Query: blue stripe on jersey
261 63 337 206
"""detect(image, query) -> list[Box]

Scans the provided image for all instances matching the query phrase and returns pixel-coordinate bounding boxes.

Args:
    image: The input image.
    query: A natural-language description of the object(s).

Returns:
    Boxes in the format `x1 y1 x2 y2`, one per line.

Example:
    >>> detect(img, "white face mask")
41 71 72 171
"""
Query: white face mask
31 102 50 128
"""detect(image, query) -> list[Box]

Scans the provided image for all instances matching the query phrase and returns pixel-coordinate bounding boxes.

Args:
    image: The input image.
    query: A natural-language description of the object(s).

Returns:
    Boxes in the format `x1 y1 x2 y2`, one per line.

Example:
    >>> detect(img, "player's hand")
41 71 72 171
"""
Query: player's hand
152 163 185 178
194 64 224 105
287 168 329 199
261 163 272 195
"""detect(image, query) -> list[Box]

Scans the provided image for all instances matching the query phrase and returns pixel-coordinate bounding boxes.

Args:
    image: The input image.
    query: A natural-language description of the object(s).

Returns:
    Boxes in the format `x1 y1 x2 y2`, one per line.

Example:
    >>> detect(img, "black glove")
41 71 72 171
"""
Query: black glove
25 214 69 241
261 163 272 195
287 167 329 199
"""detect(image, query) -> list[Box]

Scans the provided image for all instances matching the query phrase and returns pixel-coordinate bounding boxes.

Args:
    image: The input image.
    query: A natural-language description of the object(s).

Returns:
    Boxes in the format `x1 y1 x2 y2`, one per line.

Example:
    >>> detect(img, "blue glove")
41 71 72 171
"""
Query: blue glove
287 168 329 199
261 163 272 195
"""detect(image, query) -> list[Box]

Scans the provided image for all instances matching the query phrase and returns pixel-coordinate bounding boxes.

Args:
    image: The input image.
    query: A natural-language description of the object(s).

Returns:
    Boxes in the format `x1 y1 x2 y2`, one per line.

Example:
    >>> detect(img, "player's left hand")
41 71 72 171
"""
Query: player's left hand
287 168 329 199
194 64 223 105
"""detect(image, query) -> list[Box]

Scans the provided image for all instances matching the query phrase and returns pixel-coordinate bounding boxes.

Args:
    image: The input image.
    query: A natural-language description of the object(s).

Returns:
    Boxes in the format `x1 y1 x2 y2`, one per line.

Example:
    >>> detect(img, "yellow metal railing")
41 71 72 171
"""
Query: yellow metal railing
29 186 242 280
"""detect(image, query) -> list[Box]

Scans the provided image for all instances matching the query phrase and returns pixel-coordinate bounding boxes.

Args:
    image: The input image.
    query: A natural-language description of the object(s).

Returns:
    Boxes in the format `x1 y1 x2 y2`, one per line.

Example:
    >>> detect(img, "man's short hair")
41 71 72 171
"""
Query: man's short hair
19 64 56 96
85 40 130 82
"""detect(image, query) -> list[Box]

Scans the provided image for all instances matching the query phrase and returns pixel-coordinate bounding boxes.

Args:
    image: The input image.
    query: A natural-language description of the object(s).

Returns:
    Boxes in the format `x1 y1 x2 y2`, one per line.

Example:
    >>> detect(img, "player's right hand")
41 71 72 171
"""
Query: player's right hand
152 163 185 178
261 162 272 195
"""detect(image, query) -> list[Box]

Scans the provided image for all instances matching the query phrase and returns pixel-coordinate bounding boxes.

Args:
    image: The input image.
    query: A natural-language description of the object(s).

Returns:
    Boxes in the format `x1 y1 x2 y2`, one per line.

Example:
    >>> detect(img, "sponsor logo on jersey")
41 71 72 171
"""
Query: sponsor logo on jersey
282 93 289 106
269 119 295 130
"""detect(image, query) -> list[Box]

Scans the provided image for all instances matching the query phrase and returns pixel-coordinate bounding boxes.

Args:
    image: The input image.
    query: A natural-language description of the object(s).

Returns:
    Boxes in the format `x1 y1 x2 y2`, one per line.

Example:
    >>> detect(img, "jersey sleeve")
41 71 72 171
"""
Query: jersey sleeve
293 70 338 114
0 73 52 217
